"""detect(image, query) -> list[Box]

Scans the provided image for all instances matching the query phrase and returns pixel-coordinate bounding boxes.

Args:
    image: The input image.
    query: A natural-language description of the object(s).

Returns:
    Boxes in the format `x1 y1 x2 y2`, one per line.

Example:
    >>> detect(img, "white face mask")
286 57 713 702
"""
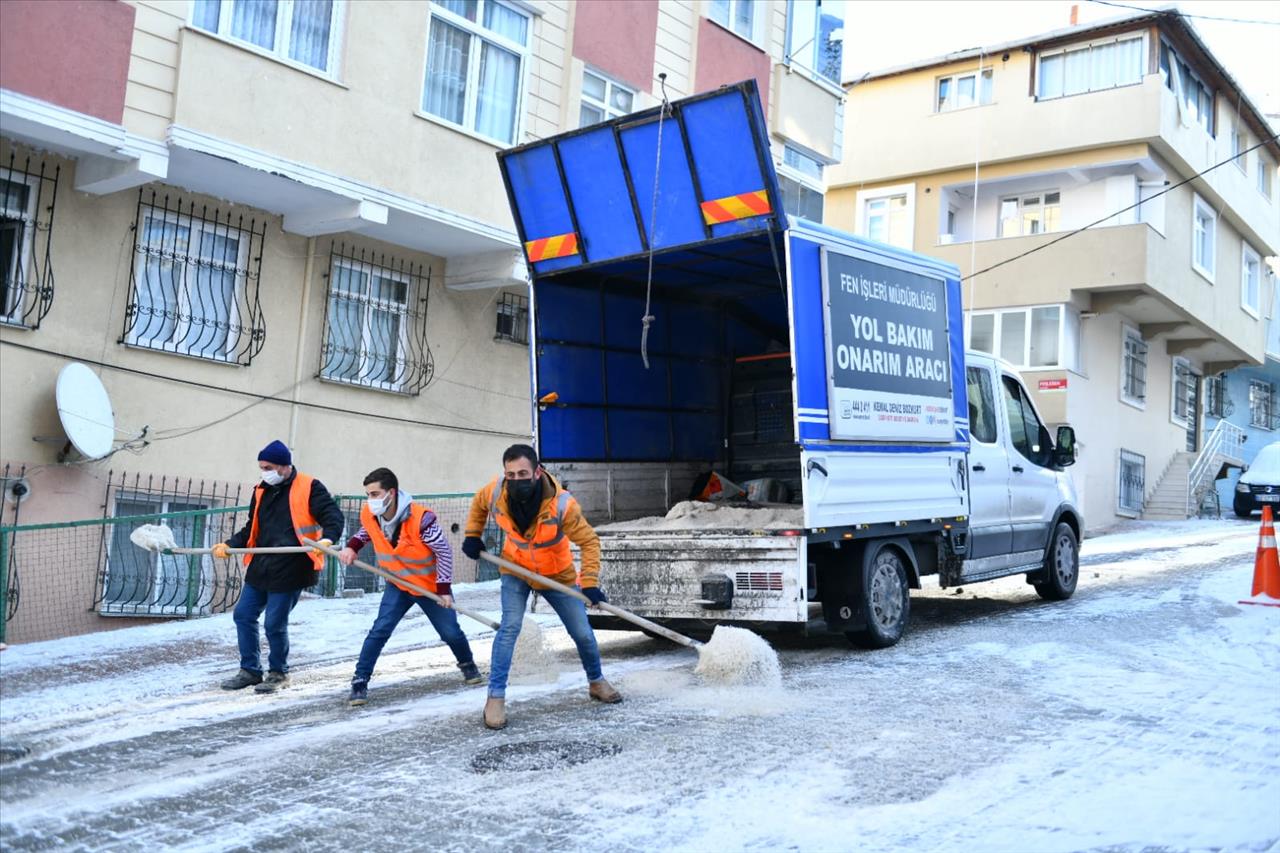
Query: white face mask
260 469 285 486
367 493 391 516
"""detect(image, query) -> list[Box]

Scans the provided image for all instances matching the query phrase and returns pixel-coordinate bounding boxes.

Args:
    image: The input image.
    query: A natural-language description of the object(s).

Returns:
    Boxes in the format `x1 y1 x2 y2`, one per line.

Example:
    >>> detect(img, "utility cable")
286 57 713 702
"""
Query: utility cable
963 134 1278 282
641 73 671 371
1086 0 1280 26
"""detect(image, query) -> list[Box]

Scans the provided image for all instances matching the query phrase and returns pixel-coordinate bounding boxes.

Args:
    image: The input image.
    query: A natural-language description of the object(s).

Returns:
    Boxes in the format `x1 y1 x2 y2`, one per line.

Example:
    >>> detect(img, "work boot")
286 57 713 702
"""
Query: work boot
483 696 507 730
254 671 290 694
588 679 622 704
348 679 368 707
220 668 262 690
459 661 484 685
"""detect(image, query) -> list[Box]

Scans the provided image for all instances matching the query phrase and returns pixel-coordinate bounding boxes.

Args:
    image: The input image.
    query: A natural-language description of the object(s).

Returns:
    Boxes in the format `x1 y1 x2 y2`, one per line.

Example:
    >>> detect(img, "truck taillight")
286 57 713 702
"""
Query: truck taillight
779 529 802 536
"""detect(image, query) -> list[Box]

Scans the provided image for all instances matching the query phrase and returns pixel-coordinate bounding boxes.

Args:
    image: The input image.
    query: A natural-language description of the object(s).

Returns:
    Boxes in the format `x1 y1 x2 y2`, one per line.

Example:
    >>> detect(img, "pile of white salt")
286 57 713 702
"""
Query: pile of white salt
129 523 178 552
693 625 782 687
599 501 803 533
508 616 559 685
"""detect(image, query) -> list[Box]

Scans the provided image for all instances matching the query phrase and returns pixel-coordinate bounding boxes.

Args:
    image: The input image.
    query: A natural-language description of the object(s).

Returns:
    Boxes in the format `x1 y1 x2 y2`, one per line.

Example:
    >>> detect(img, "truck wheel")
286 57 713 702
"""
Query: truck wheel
846 547 910 649
1035 522 1078 601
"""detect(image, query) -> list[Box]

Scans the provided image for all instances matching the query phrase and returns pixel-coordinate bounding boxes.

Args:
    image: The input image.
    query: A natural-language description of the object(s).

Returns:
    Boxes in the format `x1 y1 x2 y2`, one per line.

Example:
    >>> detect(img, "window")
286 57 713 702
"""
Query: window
1204 373 1227 419
320 244 434 393
1117 449 1145 514
1250 380 1275 430
1122 326 1147 406
495 291 528 344
864 196 908 246
422 0 530 145
1191 193 1215 281
0 153 57 329
966 366 998 443
1001 375 1053 468
937 68 993 112
1260 153 1275 200
998 191 1060 238
967 305 1077 371
710 0 762 44
1171 358 1199 426
1038 35 1143 100
778 145 825 223
1161 41 1214 135
1242 244 1262 317
191 0 342 74
103 495 213 615
786 0 844 85
580 69 635 128
1230 121 1248 173
123 192 267 365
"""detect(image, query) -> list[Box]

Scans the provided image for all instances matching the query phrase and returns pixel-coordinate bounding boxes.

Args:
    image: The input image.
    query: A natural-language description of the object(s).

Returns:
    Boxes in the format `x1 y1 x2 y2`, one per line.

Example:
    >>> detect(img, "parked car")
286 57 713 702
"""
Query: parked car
1235 441 1280 518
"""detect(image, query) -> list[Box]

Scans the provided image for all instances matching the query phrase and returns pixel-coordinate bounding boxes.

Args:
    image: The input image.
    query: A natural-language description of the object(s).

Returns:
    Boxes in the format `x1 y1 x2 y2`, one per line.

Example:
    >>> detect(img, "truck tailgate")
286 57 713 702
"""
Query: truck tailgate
597 530 806 623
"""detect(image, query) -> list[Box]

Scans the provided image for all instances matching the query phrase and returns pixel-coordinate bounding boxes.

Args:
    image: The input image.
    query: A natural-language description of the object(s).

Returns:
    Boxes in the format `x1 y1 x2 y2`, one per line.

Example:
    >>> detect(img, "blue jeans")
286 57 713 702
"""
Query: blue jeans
488 573 604 699
354 584 475 682
234 584 303 675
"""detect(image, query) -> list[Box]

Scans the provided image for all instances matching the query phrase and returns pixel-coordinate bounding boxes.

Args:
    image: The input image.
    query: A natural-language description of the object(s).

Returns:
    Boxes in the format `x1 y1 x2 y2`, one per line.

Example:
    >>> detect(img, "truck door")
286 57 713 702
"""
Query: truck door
1000 372 1060 554
965 363 1012 558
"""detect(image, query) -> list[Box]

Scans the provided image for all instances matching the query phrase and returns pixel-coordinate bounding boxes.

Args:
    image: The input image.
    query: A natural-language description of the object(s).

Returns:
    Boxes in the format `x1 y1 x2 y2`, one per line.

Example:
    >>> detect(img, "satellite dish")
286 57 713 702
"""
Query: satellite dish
55 363 115 461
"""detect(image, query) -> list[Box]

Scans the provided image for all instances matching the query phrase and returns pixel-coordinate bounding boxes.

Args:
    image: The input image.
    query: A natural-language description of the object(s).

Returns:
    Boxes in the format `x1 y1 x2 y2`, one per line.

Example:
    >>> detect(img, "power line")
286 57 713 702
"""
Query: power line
963 134 1279 282
0 339 531 440
1087 0 1280 25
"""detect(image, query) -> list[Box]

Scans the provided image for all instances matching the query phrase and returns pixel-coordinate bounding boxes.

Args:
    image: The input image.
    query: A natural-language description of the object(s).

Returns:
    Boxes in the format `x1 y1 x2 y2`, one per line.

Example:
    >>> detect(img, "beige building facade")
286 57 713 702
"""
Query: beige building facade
827 9 1280 532
0 0 844 642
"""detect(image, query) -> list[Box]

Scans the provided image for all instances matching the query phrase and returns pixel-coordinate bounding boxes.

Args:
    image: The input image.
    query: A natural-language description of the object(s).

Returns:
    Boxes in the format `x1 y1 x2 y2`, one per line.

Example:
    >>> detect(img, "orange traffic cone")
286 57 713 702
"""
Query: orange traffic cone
1239 505 1280 607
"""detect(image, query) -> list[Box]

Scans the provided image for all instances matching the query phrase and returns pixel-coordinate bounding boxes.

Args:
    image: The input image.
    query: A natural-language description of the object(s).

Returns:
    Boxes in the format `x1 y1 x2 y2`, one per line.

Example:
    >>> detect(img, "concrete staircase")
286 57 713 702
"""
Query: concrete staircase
1141 452 1195 520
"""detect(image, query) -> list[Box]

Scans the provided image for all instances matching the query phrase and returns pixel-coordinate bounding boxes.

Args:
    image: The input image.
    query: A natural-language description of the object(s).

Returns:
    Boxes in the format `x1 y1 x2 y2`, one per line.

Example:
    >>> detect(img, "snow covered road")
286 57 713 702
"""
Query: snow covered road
1 519 1278 852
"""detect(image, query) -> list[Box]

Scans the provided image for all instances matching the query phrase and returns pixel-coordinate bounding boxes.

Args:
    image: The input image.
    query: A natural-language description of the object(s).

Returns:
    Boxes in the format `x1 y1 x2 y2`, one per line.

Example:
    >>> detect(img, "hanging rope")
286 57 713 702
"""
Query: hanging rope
641 73 670 370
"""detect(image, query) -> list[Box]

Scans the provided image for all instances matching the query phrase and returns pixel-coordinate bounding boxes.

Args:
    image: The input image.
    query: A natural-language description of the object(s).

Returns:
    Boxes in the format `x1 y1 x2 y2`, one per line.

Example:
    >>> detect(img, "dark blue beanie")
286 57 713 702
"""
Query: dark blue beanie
258 440 292 466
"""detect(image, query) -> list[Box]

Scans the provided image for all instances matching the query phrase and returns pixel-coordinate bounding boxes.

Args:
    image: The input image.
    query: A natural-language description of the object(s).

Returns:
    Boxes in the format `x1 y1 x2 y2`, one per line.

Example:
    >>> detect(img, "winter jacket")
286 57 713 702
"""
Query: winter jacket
227 470 345 592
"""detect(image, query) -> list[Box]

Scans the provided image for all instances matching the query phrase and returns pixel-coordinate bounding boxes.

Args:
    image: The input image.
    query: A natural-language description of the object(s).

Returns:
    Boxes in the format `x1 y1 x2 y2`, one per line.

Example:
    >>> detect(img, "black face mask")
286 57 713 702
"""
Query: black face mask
507 478 538 502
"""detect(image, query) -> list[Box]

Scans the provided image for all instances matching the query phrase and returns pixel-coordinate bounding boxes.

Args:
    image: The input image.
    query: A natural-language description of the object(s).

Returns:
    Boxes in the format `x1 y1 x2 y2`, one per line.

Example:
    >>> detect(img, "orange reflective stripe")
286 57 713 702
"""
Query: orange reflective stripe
245 473 325 570
700 189 771 225
525 232 580 262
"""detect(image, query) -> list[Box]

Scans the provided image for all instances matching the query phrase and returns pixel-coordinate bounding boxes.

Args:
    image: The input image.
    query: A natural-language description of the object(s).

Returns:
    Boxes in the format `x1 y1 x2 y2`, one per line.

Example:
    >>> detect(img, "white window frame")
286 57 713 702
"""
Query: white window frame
1162 40 1215 137
1230 120 1248 174
125 206 250 363
997 190 1061 238
189 0 346 79
1259 152 1275 201
1170 356 1199 428
320 257 415 393
777 143 826 223
783 0 844 89
936 67 993 113
1036 33 1146 101
854 183 915 250
0 168 40 325
420 0 532 147
1191 192 1216 283
964 304 1079 372
1250 379 1275 430
579 67 636 129
1120 324 1147 409
1242 243 1262 318
708 0 766 48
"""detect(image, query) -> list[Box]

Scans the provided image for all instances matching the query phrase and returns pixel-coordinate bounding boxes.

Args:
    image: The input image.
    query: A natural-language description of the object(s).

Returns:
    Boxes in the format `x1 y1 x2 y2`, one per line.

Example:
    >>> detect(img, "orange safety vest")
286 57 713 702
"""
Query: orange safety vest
245 472 325 570
488 476 576 576
361 501 438 596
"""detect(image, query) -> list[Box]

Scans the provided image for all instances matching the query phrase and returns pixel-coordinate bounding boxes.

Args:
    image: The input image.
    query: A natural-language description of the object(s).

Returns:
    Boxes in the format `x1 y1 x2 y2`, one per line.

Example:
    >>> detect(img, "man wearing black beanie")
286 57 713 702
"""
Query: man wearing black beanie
214 439 345 693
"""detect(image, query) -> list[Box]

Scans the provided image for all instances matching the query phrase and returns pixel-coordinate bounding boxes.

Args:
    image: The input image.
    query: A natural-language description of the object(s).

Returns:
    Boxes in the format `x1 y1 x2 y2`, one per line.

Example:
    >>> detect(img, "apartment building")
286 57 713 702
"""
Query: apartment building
0 0 845 642
826 8 1280 532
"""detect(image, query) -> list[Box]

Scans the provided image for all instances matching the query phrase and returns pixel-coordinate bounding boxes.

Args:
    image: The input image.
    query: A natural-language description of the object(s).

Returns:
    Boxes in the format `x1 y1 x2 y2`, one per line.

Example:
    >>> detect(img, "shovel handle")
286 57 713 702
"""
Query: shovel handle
478 551 701 649
302 538 501 631
169 546 314 555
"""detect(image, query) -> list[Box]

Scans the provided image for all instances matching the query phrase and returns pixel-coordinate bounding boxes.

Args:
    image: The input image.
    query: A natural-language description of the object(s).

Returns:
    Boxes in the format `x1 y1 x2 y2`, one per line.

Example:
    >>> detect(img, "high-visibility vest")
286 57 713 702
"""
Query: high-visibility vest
487 476 576 576
245 472 325 570
361 502 438 596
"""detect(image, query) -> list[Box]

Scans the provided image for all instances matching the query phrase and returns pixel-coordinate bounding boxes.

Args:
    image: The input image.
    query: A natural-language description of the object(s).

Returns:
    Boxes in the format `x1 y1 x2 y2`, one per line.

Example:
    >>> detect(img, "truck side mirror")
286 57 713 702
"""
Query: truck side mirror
1053 425 1077 467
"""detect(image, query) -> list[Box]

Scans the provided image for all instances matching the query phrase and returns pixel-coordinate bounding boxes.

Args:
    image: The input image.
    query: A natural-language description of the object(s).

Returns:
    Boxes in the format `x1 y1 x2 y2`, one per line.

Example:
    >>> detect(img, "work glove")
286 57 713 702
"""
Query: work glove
211 542 231 560
582 586 608 606
461 536 486 561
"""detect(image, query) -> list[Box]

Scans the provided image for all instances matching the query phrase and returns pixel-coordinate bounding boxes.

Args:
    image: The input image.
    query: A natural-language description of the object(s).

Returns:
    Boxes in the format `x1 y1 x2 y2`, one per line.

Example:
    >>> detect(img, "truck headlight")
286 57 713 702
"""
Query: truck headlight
1237 482 1251 493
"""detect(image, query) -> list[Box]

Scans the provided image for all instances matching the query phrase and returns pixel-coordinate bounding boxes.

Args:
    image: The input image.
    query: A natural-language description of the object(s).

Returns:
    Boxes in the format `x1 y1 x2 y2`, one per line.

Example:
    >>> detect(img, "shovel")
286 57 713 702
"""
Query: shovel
478 551 701 649
130 523 313 556
303 537 500 631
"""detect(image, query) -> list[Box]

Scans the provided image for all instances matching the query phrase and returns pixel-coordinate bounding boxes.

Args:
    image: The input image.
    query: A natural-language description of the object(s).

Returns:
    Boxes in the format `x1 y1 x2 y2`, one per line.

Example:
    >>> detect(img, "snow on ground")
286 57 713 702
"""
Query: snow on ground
1 518 1278 852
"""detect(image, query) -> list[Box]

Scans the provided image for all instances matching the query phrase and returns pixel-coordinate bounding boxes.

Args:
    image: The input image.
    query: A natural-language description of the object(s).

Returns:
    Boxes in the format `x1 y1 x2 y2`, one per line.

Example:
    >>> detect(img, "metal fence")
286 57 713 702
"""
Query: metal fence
0 492 501 645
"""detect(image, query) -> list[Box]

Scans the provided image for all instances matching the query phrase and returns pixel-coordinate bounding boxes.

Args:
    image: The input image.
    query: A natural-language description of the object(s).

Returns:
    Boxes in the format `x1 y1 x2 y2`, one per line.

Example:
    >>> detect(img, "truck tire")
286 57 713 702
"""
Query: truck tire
1035 522 1078 601
846 546 910 649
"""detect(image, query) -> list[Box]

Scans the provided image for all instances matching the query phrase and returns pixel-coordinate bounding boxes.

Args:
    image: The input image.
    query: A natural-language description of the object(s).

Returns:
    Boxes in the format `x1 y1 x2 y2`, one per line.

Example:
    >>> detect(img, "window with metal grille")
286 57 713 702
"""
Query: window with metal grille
495 291 528 344
122 190 267 365
319 243 435 394
1117 449 1145 513
1204 374 1229 419
1172 359 1198 425
1122 327 1147 405
1 151 58 329
1250 380 1275 430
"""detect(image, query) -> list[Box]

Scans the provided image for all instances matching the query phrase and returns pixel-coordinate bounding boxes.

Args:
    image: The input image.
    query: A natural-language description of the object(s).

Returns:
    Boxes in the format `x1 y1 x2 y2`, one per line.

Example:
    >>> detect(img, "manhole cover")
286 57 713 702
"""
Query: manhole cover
471 739 621 774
